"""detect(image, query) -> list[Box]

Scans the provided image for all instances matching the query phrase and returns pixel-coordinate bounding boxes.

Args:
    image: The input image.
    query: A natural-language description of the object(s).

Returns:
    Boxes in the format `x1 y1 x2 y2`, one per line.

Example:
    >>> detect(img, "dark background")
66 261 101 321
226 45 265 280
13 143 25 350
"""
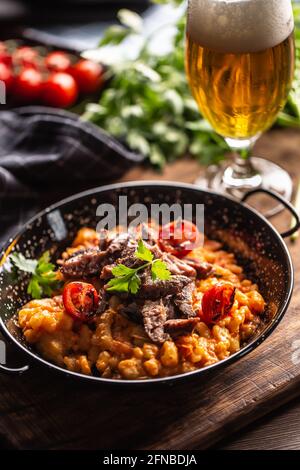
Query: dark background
0 0 150 24
0 0 155 52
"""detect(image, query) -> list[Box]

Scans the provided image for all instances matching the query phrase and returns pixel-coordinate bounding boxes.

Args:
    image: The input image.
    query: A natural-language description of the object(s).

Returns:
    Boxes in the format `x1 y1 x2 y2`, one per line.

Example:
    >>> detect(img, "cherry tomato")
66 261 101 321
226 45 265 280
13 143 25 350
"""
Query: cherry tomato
13 46 39 68
0 42 12 66
45 51 71 72
158 220 201 258
0 62 14 93
13 67 43 102
63 281 100 322
42 72 78 107
201 283 236 324
70 59 104 94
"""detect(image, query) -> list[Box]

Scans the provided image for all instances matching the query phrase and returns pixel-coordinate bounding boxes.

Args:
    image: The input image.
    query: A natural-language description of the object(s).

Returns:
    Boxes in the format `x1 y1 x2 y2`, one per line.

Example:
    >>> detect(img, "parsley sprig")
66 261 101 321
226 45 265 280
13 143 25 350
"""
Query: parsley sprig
10 251 62 299
106 239 171 294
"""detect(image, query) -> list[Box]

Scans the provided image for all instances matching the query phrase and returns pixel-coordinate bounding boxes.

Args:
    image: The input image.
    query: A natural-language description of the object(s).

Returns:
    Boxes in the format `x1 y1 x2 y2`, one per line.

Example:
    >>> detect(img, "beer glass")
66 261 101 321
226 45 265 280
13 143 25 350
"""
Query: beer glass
186 0 295 215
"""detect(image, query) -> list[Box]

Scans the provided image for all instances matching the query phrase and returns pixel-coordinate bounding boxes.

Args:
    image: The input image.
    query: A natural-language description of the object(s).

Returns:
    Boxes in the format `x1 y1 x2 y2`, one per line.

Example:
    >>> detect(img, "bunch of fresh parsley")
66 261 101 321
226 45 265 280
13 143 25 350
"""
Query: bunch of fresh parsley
106 239 171 294
82 0 300 168
10 251 62 299
82 0 228 168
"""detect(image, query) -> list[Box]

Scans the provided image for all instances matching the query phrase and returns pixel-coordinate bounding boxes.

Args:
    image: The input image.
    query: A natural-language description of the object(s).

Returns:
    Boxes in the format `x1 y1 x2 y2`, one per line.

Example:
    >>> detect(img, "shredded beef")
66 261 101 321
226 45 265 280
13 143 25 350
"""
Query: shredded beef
183 258 213 279
97 289 109 314
164 317 199 335
60 248 106 278
61 233 134 279
137 271 192 300
163 253 197 277
141 299 170 343
119 301 141 323
98 229 112 251
100 264 115 280
174 282 196 318
105 233 133 261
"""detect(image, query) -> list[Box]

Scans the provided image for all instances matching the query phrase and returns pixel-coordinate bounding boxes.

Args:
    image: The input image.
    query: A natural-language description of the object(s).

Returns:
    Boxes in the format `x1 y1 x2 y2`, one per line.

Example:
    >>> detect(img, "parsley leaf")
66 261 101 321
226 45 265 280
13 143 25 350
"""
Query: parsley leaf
27 277 43 299
107 264 140 294
106 273 132 293
135 239 154 262
10 253 37 274
151 259 172 281
112 264 135 277
10 251 62 299
106 239 171 294
128 273 141 294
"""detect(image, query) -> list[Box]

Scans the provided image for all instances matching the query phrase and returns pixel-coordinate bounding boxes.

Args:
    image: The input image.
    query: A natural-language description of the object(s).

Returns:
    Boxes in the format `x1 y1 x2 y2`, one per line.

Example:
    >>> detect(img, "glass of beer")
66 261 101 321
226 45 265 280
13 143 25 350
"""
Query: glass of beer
186 0 295 215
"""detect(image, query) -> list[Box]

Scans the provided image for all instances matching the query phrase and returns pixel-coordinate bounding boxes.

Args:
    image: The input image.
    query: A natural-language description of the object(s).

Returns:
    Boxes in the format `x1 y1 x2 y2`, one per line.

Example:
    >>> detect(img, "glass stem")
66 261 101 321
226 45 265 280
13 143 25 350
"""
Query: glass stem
223 137 263 189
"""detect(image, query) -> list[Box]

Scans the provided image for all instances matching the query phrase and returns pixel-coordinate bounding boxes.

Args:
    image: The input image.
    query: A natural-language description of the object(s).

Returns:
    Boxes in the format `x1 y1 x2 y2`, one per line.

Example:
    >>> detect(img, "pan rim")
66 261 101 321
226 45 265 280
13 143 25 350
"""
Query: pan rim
0 181 294 385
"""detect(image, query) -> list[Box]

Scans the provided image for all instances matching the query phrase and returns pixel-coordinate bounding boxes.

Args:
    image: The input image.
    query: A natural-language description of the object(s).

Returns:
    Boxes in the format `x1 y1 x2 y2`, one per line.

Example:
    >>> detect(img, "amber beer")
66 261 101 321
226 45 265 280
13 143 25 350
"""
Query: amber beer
186 0 295 139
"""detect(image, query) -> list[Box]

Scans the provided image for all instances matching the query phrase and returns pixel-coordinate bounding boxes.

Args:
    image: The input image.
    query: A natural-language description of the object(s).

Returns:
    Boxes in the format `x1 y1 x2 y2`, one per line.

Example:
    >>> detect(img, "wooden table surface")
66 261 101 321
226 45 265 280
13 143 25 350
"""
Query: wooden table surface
1 127 300 450
219 397 300 450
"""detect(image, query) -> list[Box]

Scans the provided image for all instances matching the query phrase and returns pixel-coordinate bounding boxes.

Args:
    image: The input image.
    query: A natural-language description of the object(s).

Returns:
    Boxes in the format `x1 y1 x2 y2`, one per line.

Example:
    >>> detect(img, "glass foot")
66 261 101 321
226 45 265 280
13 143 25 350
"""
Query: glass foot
195 156 293 218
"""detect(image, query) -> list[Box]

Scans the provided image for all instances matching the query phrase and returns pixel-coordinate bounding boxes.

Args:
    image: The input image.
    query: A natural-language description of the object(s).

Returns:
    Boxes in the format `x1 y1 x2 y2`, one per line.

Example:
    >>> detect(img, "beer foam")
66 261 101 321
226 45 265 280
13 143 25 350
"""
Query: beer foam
187 0 294 53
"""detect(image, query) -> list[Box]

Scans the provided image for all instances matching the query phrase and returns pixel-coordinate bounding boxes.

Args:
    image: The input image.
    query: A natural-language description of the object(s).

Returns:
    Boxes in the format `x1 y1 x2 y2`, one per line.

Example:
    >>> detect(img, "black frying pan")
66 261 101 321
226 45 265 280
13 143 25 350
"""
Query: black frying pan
0 182 298 385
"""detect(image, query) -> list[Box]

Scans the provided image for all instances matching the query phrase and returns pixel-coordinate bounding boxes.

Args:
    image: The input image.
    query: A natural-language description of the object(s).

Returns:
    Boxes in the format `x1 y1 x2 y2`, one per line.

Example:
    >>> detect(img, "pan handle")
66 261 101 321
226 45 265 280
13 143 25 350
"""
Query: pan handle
0 363 29 374
0 330 30 374
241 188 300 238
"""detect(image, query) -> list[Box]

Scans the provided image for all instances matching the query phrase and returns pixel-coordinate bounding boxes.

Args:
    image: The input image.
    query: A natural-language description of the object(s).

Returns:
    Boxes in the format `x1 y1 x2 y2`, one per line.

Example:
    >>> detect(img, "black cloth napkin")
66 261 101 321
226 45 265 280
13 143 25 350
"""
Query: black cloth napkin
0 106 144 245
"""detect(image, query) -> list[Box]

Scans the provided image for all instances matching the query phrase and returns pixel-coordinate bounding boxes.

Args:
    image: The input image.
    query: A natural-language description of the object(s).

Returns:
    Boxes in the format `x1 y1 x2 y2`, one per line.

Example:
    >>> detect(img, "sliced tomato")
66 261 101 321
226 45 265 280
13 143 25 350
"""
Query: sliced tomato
45 51 71 72
63 281 99 322
158 219 200 258
201 283 236 324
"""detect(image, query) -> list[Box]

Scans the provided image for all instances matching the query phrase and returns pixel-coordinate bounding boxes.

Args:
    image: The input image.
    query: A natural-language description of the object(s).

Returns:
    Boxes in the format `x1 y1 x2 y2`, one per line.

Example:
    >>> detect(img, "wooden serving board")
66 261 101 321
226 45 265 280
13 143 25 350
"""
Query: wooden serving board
1 128 300 450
